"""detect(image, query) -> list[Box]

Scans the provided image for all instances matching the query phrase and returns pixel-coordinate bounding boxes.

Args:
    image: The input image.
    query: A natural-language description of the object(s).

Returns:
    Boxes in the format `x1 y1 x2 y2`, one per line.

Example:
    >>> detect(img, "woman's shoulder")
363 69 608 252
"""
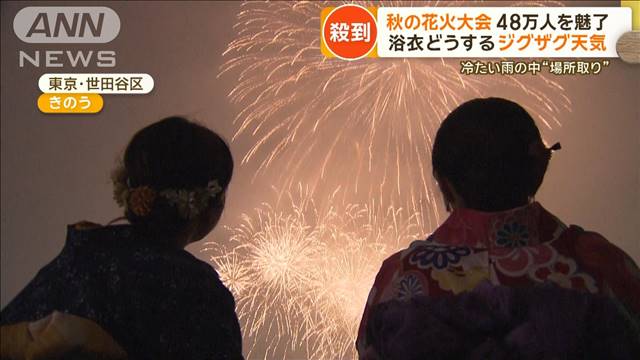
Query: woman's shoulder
554 226 639 281
69 224 221 278
565 228 640 312
166 249 225 287
122 245 226 295
62 225 231 308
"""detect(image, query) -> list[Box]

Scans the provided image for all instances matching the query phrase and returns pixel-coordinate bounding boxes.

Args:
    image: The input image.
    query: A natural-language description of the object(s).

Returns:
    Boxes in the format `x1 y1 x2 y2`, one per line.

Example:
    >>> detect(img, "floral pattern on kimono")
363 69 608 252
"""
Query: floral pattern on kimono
357 202 640 355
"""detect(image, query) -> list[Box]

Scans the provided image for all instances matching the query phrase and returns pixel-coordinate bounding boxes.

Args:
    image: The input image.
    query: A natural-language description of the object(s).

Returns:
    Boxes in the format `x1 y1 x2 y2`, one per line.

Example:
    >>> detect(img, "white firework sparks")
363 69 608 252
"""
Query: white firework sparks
204 187 422 359
212 1 570 359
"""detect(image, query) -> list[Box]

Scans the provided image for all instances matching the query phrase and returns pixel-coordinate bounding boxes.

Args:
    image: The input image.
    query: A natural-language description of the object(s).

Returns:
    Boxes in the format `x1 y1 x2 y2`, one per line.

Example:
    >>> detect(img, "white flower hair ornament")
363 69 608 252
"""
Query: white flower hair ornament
111 164 224 220
159 181 223 220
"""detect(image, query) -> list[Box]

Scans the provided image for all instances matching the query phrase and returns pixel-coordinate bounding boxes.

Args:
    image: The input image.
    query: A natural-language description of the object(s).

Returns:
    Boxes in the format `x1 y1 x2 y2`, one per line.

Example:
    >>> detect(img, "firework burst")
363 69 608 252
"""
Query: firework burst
303 204 421 359
205 187 422 359
220 0 570 229
220 196 326 358
214 1 570 358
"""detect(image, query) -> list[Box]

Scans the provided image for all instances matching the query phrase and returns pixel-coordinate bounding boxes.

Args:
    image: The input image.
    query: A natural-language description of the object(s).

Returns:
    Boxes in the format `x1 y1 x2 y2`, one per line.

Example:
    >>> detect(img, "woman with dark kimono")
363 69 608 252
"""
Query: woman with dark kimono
1 117 243 359
357 98 640 359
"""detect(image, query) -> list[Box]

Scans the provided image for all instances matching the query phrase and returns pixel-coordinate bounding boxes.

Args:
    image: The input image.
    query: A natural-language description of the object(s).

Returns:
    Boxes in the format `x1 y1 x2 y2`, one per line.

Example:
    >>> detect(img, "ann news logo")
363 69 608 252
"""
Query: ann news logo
13 7 120 68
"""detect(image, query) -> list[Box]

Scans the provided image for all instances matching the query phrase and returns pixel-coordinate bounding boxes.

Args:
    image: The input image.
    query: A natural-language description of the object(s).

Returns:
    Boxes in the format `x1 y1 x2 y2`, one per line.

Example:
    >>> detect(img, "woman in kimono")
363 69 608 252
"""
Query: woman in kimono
1 117 243 359
357 98 640 359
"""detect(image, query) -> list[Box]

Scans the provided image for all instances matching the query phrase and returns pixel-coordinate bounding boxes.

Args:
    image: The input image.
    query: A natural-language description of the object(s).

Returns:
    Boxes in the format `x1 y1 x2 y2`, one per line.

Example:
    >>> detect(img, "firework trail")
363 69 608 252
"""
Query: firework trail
220 0 570 229
205 187 422 359
206 248 252 299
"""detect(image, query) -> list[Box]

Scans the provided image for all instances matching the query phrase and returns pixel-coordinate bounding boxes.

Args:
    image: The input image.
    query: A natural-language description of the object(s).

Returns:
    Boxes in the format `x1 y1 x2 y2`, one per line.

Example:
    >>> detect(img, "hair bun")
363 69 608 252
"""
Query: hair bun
128 186 157 217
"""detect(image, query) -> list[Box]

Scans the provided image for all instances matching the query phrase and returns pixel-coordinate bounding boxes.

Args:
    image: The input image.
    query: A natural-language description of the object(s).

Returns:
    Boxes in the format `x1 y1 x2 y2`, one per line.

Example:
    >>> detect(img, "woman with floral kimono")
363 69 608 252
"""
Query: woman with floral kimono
357 98 640 359
1 117 243 360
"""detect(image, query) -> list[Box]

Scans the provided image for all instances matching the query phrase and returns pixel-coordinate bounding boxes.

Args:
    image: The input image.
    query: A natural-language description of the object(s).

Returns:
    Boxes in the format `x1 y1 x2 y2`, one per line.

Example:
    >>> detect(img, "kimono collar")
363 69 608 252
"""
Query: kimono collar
65 224 135 248
429 202 567 249
64 223 175 251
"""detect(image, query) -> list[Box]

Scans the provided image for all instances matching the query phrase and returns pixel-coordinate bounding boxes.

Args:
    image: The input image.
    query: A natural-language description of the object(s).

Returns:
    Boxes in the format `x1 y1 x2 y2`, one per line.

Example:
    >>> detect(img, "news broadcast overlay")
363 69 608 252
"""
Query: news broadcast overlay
321 6 633 60
9 5 637 114
12 6 155 114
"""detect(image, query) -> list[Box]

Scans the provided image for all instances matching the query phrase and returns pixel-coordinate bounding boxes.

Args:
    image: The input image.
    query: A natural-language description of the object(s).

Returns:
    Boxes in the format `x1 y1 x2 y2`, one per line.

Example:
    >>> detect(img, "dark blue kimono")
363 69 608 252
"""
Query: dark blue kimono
1 224 243 360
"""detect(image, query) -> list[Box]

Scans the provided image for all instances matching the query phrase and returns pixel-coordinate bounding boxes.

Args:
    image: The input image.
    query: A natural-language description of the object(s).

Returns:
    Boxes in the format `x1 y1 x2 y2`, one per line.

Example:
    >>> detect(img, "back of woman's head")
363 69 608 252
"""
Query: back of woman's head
113 116 233 241
432 98 548 211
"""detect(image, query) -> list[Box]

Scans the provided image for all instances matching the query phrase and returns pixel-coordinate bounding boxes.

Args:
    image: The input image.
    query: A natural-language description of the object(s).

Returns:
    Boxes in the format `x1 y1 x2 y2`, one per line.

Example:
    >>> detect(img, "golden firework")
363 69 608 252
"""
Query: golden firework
204 187 422 359
213 1 570 359
220 0 569 228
